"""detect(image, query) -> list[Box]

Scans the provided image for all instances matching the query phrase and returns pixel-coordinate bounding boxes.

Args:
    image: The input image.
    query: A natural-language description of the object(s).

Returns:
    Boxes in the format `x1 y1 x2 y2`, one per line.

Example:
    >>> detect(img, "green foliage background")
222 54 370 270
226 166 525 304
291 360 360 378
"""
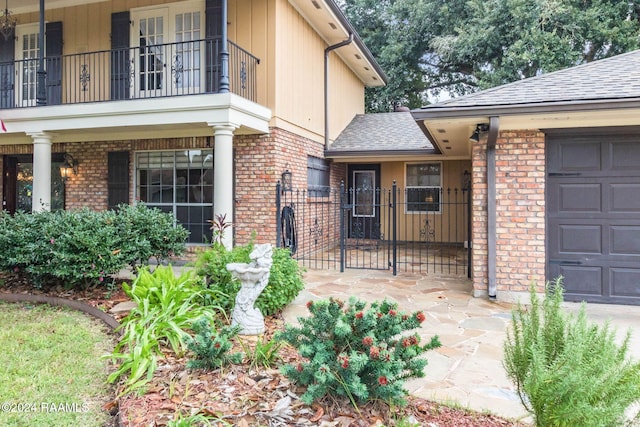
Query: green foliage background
338 0 640 111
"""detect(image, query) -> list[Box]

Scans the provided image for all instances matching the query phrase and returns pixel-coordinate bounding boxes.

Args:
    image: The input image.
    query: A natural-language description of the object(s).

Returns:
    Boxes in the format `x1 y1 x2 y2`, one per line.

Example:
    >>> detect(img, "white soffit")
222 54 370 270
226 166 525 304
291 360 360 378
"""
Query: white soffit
288 0 384 87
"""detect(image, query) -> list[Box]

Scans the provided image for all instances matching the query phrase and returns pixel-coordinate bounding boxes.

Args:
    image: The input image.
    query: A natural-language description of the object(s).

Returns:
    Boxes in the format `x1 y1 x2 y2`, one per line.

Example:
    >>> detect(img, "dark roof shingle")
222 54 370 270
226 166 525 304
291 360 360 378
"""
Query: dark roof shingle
427 49 640 109
328 112 435 153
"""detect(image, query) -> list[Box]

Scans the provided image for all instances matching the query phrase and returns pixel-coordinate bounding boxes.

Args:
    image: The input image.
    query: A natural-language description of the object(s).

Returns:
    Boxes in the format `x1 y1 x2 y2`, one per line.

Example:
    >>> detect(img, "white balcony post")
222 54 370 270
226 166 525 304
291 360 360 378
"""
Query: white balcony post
29 132 52 212
211 123 238 249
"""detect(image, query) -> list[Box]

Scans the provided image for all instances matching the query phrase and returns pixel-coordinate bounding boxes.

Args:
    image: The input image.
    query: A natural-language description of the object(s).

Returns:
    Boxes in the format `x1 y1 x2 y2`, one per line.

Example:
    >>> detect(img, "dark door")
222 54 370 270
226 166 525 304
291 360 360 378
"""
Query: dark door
547 131 640 305
347 164 381 239
2 154 66 213
2 156 17 213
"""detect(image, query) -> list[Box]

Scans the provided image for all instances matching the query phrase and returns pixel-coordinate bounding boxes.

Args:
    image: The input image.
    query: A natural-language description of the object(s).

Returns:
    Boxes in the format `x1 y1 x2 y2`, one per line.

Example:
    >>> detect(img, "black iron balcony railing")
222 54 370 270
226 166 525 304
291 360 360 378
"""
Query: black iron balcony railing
0 38 259 109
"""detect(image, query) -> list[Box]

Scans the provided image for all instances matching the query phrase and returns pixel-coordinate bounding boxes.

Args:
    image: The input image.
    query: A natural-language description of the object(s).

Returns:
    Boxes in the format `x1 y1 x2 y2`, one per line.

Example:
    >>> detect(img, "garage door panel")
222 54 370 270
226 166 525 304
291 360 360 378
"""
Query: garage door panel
559 224 602 254
547 133 640 305
555 265 603 296
610 141 640 170
559 183 601 212
610 226 640 255
610 183 640 212
611 268 640 297
557 142 601 171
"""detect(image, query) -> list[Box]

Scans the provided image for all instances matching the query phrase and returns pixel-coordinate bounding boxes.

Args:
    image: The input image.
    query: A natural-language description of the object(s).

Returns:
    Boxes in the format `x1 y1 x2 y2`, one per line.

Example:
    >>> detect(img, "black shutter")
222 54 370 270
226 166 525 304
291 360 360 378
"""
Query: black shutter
205 0 222 93
45 21 63 105
108 151 130 210
111 11 131 100
0 29 15 109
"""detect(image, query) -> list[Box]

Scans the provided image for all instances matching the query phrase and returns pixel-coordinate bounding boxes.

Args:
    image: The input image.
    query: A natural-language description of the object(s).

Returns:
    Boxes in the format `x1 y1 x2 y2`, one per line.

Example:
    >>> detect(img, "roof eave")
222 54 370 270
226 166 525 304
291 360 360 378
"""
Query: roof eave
412 98 640 120
323 0 388 84
325 149 439 158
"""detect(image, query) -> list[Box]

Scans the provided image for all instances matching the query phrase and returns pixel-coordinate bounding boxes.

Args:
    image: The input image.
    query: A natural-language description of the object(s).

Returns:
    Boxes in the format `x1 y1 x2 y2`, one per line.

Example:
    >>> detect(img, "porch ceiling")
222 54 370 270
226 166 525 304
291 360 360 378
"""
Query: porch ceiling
415 105 640 152
0 93 272 145
10 0 105 14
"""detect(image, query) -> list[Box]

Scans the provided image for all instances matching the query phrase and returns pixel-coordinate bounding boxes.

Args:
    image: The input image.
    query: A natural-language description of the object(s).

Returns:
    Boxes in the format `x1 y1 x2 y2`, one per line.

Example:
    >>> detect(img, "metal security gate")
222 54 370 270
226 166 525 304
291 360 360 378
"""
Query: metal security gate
276 182 471 277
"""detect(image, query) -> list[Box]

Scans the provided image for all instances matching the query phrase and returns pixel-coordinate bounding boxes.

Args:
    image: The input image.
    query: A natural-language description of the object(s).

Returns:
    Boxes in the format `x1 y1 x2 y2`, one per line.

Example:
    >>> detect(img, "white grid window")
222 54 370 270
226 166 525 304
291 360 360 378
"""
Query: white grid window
136 150 213 243
406 163 441 213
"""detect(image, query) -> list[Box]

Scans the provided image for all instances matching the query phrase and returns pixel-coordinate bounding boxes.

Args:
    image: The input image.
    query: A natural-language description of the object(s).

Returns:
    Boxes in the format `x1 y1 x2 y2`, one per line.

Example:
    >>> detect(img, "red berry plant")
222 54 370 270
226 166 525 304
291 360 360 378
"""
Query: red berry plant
277 297 441 407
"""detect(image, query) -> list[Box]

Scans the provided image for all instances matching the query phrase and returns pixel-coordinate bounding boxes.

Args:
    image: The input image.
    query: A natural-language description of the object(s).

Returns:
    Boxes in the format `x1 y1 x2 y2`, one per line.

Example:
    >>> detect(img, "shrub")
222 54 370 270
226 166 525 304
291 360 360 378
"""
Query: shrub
115 203 189 266
184 316 243 370
503 277 640 427
194 242 304 316
108 266 219 394
0 205 188 288
277 297 441 407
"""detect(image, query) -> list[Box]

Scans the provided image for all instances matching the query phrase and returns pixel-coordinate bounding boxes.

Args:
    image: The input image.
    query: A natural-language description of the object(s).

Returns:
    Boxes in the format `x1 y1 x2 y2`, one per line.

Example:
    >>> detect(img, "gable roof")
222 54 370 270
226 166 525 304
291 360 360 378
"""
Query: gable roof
415 49 640 118
326 112 437 158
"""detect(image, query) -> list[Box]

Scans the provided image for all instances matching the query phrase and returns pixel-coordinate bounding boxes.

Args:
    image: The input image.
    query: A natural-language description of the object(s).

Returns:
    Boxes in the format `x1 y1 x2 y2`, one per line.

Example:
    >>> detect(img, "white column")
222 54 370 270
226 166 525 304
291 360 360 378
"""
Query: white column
211 124 238 249
29 132 52 212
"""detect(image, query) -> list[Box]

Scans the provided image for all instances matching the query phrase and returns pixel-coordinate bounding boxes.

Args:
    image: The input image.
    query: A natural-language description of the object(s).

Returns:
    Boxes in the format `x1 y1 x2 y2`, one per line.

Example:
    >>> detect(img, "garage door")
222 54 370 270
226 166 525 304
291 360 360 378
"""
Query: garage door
547 132 640 305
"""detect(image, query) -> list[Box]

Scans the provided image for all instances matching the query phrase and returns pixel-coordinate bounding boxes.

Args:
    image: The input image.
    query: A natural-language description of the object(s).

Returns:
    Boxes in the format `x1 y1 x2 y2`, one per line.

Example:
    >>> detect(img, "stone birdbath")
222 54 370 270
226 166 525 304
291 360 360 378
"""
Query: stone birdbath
227 243 273 335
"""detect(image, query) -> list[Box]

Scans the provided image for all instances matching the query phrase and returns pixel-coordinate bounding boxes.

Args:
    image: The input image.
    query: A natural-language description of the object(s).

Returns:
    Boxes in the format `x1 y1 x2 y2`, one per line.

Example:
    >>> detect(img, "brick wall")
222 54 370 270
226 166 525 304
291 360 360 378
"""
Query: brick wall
1 130 343 249
235 128 344 247
63 137 208 211
471 130 546 300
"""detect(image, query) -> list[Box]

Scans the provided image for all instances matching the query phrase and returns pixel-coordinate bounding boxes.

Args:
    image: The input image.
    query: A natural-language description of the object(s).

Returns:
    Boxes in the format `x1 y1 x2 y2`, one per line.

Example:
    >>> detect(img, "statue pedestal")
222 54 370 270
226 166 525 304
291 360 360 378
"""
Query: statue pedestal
227 244 273 335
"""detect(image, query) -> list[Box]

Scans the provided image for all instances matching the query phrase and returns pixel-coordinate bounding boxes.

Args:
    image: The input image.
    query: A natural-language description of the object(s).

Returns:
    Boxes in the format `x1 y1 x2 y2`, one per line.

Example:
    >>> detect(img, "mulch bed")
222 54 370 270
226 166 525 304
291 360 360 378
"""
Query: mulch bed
0 272 529 426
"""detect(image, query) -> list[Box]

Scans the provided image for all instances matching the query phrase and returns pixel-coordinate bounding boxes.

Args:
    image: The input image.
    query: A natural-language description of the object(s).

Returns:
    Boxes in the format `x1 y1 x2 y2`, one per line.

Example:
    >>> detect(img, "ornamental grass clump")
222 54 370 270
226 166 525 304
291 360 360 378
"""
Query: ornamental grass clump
277 297 441 407
504 278 640 427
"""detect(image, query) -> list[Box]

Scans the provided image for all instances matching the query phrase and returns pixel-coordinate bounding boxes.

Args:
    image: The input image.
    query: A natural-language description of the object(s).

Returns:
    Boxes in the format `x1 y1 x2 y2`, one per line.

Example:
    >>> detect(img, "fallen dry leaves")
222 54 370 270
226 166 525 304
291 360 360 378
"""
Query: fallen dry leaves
1 273 528 426
114 316 527 427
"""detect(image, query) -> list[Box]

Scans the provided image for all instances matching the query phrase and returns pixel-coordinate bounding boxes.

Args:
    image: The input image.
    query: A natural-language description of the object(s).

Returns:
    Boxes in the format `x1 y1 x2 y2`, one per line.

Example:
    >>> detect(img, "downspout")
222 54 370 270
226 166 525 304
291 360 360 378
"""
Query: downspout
324 34 353 152
486 116 500 299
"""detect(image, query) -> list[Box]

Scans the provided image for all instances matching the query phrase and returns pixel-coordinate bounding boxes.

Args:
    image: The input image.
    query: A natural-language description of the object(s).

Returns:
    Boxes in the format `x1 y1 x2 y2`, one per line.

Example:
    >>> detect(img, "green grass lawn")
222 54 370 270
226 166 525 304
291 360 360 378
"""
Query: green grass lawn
0 302 116 427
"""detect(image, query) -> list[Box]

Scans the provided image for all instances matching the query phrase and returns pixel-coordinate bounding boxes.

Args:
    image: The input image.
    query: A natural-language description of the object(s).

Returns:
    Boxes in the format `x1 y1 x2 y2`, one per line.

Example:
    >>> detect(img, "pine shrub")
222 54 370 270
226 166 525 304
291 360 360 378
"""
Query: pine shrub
504 278 640 427
184 316 243 370
277 297 441 406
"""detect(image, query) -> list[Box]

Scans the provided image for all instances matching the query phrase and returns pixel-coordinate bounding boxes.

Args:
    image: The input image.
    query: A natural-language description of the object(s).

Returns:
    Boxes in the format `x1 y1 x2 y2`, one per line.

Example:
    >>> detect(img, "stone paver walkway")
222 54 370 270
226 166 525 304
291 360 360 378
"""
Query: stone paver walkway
282 268 640 424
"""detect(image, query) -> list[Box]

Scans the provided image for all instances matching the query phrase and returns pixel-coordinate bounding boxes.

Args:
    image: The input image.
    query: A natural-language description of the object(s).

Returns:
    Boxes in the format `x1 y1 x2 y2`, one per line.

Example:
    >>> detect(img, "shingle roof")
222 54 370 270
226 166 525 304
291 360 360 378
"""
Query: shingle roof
328 112 436 154
426 49 640 109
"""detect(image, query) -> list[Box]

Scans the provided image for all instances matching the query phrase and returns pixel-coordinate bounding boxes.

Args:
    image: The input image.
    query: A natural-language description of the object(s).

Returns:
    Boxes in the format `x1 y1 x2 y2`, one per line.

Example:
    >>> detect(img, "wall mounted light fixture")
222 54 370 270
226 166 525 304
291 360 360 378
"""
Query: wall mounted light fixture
281 169 292 192
60 153 78 181
469 123 490 143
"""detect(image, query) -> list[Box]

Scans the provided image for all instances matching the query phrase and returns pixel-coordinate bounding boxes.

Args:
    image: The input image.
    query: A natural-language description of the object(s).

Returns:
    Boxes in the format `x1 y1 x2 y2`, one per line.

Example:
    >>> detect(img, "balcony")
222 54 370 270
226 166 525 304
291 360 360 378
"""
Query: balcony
0 37 259 109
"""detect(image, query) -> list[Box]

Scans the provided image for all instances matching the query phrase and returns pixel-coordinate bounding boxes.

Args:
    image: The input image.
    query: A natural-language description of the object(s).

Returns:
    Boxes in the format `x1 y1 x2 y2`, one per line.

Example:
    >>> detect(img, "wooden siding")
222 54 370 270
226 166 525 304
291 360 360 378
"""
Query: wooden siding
13 0 366 142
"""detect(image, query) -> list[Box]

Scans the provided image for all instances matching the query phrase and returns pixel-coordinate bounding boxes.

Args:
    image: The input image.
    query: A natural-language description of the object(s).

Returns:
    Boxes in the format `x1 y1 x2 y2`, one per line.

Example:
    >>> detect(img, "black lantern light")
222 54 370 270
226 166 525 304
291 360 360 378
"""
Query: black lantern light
60 153 78 181
281 169 292 192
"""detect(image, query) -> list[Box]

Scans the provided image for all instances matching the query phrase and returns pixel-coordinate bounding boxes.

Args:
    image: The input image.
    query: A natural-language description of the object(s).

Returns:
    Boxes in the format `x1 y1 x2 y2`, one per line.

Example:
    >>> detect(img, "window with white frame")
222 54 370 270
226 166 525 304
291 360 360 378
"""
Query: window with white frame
406 163 441 212
307 156 330 197
136 150 213 244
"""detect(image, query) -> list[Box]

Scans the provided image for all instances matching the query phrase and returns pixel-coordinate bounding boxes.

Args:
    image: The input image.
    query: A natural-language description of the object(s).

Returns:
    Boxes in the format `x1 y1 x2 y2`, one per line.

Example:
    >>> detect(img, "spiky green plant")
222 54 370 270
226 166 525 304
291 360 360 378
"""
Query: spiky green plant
504 278 640 427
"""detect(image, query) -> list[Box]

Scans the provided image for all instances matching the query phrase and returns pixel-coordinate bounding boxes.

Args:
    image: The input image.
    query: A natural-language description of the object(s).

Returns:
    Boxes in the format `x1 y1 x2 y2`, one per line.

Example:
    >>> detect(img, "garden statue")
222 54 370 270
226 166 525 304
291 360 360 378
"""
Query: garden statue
227 243 273 335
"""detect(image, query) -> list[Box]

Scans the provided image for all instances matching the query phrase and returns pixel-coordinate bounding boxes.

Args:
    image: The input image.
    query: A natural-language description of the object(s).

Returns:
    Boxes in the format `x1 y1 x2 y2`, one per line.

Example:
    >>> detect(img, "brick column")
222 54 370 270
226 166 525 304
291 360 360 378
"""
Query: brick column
472 129 546 301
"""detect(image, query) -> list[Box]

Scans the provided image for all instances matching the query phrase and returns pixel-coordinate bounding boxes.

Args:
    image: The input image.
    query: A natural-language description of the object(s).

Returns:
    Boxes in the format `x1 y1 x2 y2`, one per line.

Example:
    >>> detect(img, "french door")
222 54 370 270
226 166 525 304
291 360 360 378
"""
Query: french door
131 3 203 98
15 24 40 107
